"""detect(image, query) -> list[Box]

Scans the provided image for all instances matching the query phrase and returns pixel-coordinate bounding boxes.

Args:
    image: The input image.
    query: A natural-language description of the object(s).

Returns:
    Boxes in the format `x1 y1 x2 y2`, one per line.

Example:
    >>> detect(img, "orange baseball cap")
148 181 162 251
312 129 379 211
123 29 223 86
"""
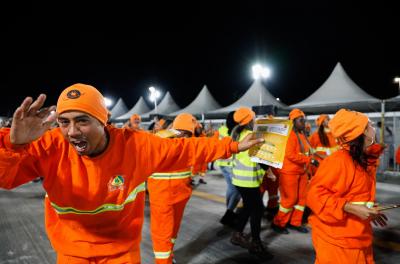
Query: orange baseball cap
315 114 328 127
234 107 255 126
289 108 305 120
329 109 369 144
56 83 109 125
172 113 197 134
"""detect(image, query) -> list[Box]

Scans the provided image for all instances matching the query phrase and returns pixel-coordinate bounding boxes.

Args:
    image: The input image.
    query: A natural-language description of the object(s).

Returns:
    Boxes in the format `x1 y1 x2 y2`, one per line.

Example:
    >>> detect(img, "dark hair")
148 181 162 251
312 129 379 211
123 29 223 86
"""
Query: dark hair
318 125 330 147
226 111 236 135
348 135 368 170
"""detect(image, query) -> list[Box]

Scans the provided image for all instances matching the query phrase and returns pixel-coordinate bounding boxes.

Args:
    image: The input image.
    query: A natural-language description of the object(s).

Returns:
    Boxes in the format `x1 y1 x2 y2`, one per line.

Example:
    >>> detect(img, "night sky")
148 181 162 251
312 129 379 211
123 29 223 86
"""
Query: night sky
1 2 399 116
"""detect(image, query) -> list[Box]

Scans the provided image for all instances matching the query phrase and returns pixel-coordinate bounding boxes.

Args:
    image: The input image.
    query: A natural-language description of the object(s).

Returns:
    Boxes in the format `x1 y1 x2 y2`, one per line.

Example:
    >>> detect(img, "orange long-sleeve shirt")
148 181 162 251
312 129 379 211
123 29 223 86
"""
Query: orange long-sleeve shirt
279 130 312 175
0 126 238 258
307 149 376 249
309 131 338 157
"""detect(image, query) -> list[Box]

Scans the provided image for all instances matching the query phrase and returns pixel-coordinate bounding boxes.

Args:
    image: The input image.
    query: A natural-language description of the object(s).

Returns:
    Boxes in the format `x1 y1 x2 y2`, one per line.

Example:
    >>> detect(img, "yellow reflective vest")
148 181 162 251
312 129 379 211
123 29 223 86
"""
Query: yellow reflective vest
215 125 232 167
232 129 265 187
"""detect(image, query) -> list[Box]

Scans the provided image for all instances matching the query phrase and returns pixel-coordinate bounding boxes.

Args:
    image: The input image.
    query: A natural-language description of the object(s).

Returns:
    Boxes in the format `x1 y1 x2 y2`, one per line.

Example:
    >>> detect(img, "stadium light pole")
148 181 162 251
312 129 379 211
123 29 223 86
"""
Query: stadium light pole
149 86 161 114
252 64 271 106
394 77 400 95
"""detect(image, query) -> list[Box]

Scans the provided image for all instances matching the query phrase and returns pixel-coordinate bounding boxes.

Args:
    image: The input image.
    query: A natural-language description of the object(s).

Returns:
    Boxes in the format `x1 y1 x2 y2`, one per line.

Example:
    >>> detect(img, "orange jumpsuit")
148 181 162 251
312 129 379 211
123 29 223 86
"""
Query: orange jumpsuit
396 145 400 165
147 168 193 264
273 130 311 227
0 126 238 263
309 130 338 175
307 149 377 264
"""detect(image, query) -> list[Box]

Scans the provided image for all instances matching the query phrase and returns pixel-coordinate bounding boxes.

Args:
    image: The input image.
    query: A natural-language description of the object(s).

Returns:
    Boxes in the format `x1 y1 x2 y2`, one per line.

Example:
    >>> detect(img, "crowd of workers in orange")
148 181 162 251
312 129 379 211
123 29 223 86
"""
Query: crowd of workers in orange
0 82 393 263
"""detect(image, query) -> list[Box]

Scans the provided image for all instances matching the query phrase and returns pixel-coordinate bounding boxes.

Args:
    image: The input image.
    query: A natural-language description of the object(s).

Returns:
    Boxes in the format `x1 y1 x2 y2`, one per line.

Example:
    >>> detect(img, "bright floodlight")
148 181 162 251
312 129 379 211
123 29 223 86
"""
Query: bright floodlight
149 87 161 102
276 98 280 101
394 77 400 83
104 97 113 108
252 64 271 80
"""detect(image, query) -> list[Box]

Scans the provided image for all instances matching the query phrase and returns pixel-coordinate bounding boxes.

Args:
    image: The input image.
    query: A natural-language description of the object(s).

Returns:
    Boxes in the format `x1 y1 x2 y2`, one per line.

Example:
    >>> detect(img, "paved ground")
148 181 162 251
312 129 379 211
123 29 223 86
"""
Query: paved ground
1 171 400 264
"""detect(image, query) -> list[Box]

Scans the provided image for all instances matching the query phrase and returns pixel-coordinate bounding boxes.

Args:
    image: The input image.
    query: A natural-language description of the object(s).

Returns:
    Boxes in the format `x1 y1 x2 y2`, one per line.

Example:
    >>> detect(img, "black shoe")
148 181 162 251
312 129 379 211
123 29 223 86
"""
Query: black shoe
248 239 274 260
264 207 278 221
271 223 289 234
230 231 250 249
220 210 237 228
287 224 309 233
199 178 207 184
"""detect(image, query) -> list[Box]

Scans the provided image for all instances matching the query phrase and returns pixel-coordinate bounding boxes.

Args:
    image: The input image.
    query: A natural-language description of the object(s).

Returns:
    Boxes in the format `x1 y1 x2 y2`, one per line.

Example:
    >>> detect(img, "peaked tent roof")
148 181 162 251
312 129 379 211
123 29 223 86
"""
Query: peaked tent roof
115 96 151 120
141 91 180 118
384 94 400 111
169 85 221 116
290 62 381 113
109 98 128 120
208 79 286 116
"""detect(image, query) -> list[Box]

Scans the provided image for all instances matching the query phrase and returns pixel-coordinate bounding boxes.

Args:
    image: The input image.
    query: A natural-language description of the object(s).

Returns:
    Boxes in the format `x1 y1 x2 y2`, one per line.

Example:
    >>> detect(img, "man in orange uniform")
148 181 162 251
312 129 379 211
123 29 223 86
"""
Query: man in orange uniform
147 113 198 264
272 108 318 234
307 109 388 263
130 114 142 130
0 83 263 264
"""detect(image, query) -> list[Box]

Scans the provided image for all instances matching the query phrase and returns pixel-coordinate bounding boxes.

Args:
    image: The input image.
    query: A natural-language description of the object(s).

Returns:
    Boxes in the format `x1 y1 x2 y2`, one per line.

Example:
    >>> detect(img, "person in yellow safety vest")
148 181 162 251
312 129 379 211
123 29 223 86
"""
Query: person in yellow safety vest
271 108 319 235
216 111 242 228
230 107 274 261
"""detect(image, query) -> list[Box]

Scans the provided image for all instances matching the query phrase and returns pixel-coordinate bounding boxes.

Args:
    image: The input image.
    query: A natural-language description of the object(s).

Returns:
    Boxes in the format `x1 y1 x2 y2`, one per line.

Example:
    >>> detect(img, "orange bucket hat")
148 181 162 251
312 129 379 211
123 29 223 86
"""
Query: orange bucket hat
289 108 305 120
329 109 369 144
172 113 197 134
315 114 328 127
56 83 109 125
130 114 141 124
234 107 255 126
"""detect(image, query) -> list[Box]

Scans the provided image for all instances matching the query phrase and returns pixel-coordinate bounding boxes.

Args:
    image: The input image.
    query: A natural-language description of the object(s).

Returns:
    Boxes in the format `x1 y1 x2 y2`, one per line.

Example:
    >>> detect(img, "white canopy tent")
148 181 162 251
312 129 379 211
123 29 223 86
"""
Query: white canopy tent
169 85 221 116
115 96 151 121
290 62 381 113
109 98 128 120
140 91 180 119
207 79 286 117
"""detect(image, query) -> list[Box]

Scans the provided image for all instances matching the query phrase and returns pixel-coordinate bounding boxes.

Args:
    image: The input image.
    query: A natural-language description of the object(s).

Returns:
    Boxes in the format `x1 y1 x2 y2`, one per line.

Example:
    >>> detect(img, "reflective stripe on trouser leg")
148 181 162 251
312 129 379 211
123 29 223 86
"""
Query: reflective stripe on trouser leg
273 172 301 227
289 173 308 227
150 203 174 264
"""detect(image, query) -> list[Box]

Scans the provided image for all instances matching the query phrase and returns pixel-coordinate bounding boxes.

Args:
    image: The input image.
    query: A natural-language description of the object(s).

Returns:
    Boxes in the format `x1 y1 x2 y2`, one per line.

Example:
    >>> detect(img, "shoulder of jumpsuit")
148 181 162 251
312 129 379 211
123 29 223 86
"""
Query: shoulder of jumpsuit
316 149 355 179
12 128 65 155
109 125 155 144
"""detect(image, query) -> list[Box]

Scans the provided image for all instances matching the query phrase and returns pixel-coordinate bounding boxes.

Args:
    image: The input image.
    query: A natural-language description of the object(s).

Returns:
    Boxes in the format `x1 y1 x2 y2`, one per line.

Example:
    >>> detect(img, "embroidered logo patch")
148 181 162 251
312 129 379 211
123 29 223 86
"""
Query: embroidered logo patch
67 89 81 99
108 175 125 191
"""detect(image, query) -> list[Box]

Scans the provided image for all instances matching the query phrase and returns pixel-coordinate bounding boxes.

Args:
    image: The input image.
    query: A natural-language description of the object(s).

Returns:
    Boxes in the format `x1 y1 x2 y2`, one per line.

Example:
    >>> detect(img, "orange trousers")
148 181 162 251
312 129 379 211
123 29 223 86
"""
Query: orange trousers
150 198 190 264
273 172 308 227
312 232 374 264
57 248 140 264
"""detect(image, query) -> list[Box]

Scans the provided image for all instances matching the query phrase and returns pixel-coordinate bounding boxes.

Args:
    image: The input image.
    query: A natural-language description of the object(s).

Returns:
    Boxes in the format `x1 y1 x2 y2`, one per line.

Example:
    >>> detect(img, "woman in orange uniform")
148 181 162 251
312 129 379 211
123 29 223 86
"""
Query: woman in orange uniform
272 109 319 234
307 109 388 264
309 114 338 169
0 83 262 264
